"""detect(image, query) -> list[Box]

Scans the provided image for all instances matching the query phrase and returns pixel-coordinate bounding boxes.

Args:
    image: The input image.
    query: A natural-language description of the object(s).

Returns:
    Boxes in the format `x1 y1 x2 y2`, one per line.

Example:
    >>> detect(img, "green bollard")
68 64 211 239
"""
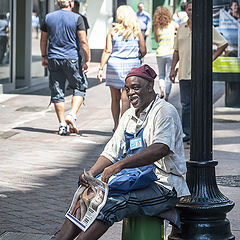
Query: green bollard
121 216 164 240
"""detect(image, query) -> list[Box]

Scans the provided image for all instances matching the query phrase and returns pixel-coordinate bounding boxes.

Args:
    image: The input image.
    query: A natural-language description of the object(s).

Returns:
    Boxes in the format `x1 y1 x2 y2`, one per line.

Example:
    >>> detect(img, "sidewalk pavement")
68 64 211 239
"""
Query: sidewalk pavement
0 54 239 239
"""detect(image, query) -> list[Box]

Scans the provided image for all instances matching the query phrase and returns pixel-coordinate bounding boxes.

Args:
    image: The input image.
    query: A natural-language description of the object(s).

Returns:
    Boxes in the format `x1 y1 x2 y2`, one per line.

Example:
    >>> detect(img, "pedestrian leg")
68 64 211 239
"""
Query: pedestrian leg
70 96 84 116
53 218 81 240
165 56 173 101
54 102 65 124
121 89 130 116
109 87 121 132
179 80 191 141
156 56 166 99
76 220 109 240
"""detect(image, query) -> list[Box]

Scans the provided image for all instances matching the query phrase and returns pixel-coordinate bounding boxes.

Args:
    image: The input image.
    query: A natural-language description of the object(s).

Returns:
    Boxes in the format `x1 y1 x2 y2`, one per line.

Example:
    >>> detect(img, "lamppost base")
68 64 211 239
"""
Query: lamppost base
168 160 235 240
168 218 235 240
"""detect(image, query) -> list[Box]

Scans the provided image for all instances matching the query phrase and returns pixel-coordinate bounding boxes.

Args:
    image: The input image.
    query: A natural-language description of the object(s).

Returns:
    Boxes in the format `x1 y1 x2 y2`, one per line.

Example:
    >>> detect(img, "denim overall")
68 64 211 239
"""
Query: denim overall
108 127 158 196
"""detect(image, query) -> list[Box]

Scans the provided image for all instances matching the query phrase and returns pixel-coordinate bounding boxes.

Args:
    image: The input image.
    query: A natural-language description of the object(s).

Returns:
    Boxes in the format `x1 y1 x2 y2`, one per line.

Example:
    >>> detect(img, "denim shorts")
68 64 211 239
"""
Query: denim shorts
48 58 88 103
96 183 178 226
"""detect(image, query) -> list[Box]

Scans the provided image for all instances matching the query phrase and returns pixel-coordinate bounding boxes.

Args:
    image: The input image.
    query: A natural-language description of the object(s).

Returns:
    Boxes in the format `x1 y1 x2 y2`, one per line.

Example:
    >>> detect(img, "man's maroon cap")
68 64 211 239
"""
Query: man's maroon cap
125 64 157 82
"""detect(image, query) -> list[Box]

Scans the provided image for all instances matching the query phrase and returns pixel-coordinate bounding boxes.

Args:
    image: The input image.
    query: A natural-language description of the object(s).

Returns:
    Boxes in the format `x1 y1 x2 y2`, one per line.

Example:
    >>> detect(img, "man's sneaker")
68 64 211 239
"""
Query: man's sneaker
65 113 79 133
58 125 67 136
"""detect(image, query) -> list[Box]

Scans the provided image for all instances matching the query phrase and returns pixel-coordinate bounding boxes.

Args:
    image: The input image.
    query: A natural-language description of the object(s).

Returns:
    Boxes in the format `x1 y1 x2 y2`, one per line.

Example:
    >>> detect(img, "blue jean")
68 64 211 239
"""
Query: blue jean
179 80 191 137
156 55 172 95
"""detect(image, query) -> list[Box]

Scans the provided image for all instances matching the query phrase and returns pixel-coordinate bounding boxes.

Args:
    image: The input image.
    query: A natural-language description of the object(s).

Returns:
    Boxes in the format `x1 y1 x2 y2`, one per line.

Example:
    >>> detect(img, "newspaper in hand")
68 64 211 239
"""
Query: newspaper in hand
65 171 108 232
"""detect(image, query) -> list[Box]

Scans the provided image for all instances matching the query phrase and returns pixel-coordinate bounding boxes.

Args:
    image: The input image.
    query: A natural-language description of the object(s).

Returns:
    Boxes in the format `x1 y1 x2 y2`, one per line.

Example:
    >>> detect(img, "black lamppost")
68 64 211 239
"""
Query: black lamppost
168 0 235 239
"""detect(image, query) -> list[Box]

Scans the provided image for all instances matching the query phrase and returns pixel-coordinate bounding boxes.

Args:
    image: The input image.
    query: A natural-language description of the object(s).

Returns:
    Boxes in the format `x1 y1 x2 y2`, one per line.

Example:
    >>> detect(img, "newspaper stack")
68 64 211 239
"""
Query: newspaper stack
65 171 109 232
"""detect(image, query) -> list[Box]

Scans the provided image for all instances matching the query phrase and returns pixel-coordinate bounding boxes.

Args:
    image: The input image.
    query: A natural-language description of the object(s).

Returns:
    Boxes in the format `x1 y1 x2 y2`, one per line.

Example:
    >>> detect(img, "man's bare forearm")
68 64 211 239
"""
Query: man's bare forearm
40 31 48 56
170 50 179 71
169 50 179 82
88 156 113 177
78 30 90 62
116 143 170 170
81 41 90 62
100 143 170 183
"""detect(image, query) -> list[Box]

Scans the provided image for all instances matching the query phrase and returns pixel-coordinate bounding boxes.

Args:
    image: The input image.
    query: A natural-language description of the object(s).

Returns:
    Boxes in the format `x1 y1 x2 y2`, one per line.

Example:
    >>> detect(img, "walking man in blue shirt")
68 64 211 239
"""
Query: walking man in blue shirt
40 0 90 135
136 2 151 42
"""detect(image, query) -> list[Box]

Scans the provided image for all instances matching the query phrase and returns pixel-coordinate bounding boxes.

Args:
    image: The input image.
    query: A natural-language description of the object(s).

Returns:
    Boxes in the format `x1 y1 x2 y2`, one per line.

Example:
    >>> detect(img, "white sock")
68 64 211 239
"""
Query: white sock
69 112 76 119
60 122 67 127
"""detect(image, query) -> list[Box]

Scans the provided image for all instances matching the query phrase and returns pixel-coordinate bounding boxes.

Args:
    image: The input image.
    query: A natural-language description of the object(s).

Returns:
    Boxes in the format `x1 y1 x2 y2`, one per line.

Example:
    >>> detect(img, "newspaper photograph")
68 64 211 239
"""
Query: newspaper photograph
65 171 109 232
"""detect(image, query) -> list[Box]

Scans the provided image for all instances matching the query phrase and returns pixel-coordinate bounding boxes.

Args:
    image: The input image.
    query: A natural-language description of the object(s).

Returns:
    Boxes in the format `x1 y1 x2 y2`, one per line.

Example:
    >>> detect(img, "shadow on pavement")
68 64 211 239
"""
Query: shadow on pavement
14 127 57 135
6 78 105 97
0 137 110 236
79 129 112 137
13 127 113 137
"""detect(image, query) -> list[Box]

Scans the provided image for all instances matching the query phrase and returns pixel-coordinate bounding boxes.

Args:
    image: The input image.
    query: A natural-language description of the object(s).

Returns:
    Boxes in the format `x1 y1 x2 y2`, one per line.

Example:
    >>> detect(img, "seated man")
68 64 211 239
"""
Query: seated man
53 65 190 240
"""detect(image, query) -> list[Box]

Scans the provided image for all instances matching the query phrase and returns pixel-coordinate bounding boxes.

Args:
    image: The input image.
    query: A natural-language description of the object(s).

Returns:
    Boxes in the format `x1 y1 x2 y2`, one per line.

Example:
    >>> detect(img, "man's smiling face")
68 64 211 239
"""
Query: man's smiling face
125 76 154 113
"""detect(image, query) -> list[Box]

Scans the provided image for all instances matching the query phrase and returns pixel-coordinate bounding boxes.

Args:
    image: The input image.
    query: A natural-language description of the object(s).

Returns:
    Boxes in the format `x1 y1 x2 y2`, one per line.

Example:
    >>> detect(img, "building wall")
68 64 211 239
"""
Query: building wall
88 0 112 49
86 0 112 61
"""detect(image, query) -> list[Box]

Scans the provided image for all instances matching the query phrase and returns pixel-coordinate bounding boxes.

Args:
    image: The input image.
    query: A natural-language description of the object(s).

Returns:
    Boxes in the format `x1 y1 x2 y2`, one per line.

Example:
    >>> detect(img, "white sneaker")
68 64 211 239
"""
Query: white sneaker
58 125 67 136
65 113 79 133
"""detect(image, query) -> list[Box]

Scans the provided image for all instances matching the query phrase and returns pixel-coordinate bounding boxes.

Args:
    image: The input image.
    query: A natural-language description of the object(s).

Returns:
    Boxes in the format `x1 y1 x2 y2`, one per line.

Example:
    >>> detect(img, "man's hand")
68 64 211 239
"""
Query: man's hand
169 68 178 83
82 61 90 74
79 170 93 187
101 163 122 183
42 57 48 68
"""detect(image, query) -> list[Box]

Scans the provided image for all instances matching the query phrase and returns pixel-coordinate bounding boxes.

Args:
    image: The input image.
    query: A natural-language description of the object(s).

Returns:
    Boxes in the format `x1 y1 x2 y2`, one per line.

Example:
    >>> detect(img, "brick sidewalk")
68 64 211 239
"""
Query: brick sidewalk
0 76 122 239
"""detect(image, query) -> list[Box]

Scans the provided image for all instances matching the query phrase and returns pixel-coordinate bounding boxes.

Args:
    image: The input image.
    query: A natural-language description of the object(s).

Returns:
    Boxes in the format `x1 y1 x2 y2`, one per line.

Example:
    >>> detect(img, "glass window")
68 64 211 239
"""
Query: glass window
31 0 46 79
0 1 11 84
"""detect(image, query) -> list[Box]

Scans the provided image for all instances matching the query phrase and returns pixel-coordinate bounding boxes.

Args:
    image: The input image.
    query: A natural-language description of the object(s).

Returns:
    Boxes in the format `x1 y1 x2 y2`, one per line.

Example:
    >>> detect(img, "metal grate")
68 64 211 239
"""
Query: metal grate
0 232 52 240
216 175 240 187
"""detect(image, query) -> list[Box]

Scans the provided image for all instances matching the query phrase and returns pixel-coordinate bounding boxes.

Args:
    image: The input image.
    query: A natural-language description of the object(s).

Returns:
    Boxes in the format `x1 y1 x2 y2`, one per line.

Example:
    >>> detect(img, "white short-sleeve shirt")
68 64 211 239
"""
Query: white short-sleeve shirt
101 94 190 197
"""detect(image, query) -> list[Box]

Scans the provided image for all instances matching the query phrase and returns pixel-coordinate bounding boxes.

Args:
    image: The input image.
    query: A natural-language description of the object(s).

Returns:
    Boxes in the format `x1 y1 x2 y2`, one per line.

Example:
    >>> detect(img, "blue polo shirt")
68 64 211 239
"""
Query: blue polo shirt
136 10 151 31
40 9 85 59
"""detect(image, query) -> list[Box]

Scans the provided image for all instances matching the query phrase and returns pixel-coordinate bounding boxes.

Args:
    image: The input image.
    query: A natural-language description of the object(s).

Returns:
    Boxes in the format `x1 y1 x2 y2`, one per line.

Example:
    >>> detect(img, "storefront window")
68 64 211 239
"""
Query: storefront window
0 1 11 84
31 0 47 78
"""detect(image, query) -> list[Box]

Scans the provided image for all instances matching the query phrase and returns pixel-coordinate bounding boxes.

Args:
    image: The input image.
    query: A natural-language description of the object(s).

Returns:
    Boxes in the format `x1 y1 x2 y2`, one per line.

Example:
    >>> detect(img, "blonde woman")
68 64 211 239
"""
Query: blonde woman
97 5 146 132
153 6 176 101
